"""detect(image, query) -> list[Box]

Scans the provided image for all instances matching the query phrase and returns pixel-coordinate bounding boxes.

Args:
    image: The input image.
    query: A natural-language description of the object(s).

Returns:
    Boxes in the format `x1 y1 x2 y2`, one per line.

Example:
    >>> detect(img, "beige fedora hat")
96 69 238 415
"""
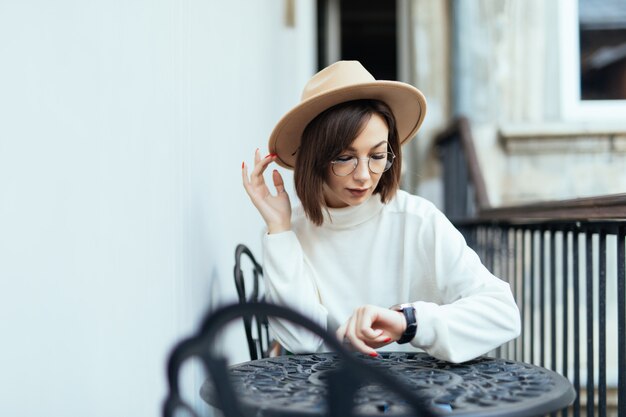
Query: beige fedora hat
268 60 427 169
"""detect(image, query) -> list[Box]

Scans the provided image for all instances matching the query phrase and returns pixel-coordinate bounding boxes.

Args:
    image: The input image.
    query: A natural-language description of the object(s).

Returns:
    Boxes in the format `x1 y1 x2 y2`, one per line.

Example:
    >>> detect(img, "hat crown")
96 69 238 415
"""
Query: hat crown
269 60 426 169
301 61 376 101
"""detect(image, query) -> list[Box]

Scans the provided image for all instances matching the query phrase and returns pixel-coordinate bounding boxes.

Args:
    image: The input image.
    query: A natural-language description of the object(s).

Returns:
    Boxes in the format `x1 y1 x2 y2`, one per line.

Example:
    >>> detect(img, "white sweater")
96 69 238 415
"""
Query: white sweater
262 190 520 363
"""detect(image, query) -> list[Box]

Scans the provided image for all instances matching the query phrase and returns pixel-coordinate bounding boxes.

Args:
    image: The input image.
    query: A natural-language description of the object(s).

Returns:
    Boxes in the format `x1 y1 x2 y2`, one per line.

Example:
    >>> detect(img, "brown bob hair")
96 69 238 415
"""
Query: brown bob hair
294 99 401 226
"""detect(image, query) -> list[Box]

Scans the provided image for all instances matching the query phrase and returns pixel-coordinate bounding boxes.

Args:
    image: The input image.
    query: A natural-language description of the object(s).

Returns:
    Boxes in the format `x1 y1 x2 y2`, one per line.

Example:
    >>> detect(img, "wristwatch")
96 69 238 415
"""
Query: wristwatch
390 303 417 344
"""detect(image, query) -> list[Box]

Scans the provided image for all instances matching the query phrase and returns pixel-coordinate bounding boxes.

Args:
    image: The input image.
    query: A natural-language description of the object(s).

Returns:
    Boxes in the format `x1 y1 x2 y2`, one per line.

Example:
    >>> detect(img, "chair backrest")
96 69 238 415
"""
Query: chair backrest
162 302 435 417
233 244 271 360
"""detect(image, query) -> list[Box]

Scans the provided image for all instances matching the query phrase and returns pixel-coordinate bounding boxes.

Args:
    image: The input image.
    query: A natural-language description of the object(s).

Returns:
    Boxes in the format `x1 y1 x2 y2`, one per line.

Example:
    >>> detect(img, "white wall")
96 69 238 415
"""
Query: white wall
0 1 315 416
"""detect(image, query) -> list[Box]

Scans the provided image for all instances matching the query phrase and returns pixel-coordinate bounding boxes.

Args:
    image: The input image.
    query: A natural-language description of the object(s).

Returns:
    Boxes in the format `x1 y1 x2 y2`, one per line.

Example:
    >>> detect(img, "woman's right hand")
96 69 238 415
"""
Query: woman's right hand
242 149 292 234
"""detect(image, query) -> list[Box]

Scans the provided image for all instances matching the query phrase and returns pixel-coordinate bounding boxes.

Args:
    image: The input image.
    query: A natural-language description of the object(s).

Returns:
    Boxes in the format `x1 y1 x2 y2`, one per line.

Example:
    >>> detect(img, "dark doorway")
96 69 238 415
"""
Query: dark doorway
317 0 398 81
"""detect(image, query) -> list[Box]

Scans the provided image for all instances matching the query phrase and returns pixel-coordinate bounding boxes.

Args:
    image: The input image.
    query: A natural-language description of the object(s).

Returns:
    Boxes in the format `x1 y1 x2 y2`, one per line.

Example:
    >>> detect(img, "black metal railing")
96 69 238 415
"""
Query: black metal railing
436 118 626 417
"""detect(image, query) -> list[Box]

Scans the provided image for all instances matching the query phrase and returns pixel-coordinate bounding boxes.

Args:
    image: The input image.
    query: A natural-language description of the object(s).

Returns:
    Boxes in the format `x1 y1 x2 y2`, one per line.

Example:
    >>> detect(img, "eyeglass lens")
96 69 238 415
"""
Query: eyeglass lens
331 152 394 176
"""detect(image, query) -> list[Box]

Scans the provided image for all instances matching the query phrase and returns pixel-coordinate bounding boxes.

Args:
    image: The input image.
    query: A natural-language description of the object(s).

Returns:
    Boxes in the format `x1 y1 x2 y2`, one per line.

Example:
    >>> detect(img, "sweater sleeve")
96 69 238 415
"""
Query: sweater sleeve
263 230 328 353
410 208 521 363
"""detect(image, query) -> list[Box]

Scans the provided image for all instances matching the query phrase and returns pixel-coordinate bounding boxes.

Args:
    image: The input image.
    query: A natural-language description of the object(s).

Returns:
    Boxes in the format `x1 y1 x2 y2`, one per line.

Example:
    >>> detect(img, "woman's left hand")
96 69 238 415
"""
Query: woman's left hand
336 305 407 356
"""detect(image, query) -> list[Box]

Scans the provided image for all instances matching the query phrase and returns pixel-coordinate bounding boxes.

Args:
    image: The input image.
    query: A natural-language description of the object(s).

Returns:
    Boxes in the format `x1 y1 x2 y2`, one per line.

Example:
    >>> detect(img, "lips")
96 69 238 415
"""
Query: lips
347 188 369 197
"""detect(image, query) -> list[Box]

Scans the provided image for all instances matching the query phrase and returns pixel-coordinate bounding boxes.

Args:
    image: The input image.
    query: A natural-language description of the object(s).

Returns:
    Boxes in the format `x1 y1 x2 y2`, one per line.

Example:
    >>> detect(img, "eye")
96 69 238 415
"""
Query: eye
334 155 354 163
370 152 388 160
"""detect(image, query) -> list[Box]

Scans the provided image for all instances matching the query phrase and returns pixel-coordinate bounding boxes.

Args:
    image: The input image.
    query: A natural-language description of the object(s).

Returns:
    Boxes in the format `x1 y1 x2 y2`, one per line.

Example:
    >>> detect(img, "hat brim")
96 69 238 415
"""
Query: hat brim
268 81 427 169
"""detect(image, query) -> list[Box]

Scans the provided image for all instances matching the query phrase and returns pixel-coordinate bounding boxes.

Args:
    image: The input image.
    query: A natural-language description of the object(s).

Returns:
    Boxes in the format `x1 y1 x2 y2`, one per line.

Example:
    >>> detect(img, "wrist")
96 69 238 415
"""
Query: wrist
267 223 291 234
390 303 417 344
397 311 407 334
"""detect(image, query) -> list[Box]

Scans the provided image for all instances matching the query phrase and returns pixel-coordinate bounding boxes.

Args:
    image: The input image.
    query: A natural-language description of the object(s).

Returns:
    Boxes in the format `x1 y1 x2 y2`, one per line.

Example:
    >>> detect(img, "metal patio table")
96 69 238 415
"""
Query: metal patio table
200 352 575 417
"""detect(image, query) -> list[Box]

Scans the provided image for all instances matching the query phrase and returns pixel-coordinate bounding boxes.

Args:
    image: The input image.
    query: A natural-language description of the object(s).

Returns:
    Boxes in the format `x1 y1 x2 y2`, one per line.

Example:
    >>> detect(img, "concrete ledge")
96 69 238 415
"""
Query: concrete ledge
499 122 626 154
500 122 626 137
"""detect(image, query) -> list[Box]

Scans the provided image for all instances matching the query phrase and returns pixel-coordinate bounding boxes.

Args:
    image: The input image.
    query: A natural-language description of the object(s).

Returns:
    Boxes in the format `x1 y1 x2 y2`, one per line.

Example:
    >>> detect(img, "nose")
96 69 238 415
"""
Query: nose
352 158 371 182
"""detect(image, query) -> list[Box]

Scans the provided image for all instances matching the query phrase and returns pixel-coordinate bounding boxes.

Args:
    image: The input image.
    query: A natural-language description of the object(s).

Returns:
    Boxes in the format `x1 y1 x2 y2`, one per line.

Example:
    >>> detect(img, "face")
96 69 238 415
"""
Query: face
323 113 390 208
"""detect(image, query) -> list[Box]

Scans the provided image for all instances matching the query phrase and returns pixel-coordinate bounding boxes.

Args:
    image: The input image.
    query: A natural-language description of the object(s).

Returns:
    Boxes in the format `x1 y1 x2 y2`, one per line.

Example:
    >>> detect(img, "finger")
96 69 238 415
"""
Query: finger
272 169 286 194
367 335 393 350
362 332 389 349
345 315 376 355
355 308 380 340
242 161 262 198
361 327 384 340
253 149 273 167
350 336 378 356
372 332 392 344
351 308 384 355
242 161 250 187
251 149 263 176
250 154 276 185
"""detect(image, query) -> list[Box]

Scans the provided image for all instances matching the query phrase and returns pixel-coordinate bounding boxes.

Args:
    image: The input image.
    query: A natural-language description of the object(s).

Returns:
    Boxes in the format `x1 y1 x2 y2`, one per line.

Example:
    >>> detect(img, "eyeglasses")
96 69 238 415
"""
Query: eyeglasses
330 151 396 177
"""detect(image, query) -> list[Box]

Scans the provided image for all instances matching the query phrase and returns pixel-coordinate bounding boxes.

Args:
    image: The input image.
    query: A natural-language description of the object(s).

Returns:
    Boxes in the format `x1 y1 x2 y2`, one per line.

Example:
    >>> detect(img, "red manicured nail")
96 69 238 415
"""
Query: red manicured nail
384 337 392 343
242 161 244 169
369 352 379 357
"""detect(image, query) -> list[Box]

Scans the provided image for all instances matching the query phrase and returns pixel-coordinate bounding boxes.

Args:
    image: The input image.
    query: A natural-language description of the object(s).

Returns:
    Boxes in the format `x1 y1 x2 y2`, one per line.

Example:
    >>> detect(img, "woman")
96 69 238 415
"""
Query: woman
242 61 520 363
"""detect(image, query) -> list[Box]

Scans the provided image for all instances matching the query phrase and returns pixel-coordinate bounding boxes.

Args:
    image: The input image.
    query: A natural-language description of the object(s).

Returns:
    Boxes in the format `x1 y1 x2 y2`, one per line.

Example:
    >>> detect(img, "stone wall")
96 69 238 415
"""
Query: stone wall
405 0 626 207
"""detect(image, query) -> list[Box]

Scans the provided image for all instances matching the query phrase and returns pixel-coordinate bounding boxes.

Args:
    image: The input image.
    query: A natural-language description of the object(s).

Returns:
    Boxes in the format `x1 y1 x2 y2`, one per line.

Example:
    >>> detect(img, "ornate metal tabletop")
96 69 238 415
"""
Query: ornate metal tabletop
200 352 575 417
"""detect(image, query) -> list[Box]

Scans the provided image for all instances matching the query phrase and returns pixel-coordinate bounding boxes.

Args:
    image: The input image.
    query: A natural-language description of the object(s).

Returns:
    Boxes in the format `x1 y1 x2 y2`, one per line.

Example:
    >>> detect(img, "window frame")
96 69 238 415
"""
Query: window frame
559 0 626 120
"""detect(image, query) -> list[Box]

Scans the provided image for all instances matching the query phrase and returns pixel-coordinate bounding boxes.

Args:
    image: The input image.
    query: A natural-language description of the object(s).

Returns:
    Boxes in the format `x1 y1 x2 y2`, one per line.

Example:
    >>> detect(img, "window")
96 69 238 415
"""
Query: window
579 0 626 100
560 0 626 120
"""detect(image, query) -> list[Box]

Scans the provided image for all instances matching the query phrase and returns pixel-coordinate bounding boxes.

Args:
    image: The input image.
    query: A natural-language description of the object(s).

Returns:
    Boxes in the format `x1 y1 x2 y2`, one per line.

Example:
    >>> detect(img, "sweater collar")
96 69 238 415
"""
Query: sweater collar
322 193 384 229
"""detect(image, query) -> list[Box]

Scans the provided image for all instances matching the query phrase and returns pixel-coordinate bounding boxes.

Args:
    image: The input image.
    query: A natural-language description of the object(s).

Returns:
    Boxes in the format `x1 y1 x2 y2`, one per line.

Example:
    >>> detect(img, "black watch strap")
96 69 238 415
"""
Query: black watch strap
390 303 417 344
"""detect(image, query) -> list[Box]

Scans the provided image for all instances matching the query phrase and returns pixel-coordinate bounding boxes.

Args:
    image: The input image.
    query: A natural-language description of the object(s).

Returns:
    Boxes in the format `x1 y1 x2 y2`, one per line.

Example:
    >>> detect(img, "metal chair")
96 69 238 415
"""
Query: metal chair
233 243 275 360
162 301 434 417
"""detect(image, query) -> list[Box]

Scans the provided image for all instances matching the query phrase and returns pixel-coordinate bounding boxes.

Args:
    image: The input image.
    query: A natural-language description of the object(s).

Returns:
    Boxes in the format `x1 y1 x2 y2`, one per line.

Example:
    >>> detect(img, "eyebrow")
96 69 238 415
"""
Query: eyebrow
345 141 388 152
